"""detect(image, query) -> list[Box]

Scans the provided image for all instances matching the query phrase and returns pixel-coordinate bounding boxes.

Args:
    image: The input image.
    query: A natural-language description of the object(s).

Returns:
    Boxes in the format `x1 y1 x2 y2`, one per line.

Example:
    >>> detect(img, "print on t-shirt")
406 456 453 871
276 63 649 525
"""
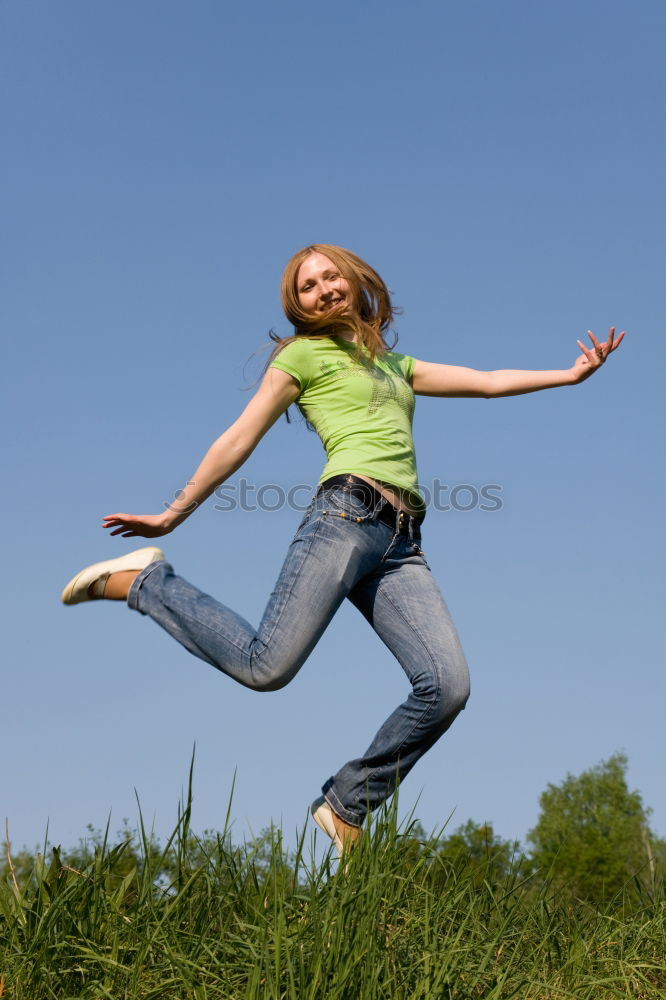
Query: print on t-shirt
319 358 412 415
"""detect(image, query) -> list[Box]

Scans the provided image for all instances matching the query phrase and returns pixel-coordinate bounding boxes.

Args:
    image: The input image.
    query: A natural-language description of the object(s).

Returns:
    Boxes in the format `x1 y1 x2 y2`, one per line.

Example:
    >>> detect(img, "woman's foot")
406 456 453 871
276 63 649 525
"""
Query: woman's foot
62 547 165 605
311 797 362 857
87 570 141 601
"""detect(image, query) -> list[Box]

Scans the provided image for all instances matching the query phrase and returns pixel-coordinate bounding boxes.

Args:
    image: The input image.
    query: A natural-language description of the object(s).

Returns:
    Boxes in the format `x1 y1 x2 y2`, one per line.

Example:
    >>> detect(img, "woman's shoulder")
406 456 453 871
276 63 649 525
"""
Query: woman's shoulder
272 335 336 359
269 336 336 388
272 335 349 368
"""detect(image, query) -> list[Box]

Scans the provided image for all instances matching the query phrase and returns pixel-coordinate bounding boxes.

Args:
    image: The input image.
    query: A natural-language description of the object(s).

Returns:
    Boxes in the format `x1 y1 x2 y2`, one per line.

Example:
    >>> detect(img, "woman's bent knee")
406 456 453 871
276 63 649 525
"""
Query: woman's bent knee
424 658 470 723
247 673 293 693
452 664 471 714
241 653 302 692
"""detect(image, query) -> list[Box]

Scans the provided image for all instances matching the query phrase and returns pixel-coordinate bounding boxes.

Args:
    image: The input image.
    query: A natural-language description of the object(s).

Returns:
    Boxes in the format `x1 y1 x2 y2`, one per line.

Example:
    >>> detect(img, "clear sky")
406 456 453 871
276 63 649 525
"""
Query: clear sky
3 0 664 855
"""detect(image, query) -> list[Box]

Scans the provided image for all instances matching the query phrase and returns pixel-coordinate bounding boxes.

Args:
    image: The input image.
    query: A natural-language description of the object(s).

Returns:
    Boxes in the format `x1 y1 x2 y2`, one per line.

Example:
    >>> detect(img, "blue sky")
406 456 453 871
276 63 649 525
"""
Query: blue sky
3 0 664 855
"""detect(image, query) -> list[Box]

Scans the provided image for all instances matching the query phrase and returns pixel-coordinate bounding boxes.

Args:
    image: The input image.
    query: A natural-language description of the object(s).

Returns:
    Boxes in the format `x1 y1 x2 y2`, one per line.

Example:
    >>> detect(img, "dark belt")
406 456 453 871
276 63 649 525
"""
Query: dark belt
318 474 424 537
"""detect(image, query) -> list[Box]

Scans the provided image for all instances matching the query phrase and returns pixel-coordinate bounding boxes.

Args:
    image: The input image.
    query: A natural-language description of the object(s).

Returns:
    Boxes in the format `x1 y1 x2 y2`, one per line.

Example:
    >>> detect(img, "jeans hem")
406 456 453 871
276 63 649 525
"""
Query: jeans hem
322 780 364 827
127 559 166 612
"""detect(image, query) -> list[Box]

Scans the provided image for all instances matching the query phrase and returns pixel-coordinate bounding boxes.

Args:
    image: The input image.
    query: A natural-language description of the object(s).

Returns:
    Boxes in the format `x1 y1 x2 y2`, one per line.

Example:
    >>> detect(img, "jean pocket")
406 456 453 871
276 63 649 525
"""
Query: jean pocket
322 485 375 522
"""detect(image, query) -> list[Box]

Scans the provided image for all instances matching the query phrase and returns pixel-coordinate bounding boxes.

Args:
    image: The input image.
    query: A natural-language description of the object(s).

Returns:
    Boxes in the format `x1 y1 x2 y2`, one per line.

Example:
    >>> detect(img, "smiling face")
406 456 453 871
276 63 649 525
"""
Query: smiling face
296 252 353 318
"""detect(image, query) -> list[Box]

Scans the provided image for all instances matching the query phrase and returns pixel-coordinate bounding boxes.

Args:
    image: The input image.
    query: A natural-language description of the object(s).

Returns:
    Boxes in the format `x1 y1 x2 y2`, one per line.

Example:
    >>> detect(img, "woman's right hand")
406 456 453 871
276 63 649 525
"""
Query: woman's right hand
102 512 175 538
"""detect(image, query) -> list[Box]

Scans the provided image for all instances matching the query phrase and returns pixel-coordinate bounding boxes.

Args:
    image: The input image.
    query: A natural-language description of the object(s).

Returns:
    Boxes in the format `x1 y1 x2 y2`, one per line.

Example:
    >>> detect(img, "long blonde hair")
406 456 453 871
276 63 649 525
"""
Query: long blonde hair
267 244 398 367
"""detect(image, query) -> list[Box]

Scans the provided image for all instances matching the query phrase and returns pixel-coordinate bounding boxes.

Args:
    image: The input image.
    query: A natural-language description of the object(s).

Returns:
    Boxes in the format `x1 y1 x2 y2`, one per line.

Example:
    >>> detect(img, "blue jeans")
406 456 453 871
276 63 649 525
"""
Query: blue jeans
127 481 470 826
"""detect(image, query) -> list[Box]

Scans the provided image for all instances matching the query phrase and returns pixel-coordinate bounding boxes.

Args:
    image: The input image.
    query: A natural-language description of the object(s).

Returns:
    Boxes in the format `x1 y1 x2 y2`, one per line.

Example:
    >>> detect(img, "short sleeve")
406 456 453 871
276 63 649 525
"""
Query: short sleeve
387 351 415 381
269 339 316 391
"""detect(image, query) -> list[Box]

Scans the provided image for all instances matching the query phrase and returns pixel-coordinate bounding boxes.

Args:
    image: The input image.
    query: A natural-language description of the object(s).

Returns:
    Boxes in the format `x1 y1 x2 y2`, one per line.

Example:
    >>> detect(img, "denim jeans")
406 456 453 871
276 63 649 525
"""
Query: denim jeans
127 481 470 826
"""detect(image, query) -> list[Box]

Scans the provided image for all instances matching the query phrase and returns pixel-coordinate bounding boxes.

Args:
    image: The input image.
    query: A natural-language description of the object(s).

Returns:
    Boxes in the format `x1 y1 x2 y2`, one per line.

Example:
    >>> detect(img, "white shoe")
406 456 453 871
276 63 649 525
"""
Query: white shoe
61 546 165 605
311 796 362 857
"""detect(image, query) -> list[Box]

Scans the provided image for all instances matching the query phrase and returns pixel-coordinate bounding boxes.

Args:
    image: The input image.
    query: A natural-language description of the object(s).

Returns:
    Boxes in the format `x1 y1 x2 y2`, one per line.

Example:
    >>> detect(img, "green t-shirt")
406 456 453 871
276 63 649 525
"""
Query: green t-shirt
270 335 424 511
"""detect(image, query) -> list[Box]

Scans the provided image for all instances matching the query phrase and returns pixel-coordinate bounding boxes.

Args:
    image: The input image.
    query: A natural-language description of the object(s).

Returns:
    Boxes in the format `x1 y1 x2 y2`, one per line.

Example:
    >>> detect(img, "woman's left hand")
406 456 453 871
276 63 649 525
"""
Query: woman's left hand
571 327 625 383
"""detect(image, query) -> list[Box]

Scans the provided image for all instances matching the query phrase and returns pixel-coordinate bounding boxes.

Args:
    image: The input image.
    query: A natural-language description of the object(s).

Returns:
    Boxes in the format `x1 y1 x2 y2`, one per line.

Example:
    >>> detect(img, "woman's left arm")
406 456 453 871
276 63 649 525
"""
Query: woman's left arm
411 327 625 398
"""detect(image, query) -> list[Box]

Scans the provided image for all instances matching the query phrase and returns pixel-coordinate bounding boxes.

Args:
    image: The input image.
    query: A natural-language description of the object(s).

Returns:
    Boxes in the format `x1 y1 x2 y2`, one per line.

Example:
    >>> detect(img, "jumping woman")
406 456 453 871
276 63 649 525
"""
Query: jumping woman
62 244 624 856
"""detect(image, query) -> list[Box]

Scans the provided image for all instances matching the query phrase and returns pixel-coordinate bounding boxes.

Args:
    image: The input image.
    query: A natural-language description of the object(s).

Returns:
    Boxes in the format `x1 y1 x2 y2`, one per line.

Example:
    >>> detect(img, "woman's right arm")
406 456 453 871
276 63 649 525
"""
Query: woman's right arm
103 367 300 538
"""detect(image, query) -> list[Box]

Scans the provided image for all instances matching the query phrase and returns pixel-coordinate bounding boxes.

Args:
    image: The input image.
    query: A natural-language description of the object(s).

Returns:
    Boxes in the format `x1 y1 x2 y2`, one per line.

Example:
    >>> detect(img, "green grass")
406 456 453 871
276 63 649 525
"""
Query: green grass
1 793 664 1000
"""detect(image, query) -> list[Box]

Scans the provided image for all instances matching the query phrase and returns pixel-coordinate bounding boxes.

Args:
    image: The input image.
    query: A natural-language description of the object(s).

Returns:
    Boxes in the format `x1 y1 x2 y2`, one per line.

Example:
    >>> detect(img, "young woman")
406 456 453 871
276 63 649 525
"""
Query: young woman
62 244 624 856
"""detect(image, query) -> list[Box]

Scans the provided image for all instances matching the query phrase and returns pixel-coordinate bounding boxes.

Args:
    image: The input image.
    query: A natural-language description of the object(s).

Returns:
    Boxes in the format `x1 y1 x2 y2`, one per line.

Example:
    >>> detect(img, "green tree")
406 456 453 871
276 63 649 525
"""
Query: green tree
527 753 663 902
417 819 530 891
438 820 519 869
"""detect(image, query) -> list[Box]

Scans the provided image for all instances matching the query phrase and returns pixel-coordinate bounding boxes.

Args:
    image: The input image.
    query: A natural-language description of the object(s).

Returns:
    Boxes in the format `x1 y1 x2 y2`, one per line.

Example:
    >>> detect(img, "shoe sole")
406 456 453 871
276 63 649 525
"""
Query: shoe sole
61 546 164 605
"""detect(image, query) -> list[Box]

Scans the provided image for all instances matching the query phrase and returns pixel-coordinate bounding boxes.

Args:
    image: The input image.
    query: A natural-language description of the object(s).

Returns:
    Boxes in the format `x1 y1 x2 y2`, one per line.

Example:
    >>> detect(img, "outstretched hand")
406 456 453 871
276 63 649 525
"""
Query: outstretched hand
572 327 625 382
102 512 174 538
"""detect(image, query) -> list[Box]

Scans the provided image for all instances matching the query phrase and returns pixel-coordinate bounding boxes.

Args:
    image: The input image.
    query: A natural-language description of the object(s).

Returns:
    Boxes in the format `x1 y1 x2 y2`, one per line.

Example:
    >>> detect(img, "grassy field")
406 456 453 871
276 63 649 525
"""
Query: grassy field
1 798 664 1000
